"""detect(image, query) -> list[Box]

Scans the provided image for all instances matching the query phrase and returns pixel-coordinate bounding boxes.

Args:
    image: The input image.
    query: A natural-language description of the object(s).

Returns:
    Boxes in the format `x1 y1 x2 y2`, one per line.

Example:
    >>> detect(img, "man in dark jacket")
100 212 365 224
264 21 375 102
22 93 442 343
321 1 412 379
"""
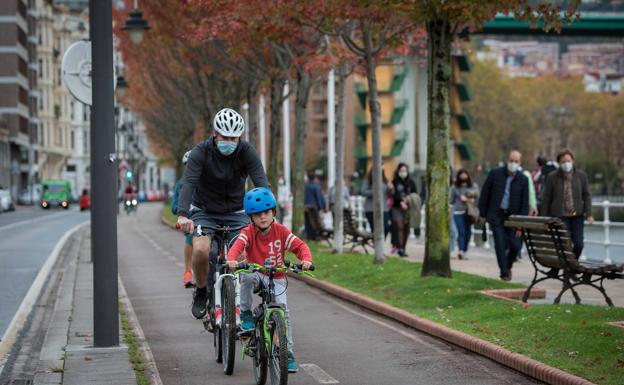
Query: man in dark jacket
479 150 529 281
177 108 269 319
303 173 326 240
540 149 594 257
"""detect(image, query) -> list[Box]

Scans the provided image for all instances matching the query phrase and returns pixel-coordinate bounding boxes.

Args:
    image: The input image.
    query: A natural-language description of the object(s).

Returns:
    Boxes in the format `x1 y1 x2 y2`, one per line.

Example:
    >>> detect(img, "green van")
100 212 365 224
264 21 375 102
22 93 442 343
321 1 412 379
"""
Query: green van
41 179 72 209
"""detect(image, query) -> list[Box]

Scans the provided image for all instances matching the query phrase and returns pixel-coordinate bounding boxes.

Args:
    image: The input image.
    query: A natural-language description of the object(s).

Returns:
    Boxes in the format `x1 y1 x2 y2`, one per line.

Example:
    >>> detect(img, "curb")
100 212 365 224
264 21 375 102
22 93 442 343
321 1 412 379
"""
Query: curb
289 273 595 385
119 278 163 385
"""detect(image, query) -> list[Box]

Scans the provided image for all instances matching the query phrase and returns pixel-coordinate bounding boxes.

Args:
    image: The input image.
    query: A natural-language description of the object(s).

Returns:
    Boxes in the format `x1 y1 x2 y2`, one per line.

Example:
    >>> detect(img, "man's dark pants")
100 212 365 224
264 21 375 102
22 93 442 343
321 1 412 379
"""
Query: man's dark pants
560 215 584 258
489 211 522 279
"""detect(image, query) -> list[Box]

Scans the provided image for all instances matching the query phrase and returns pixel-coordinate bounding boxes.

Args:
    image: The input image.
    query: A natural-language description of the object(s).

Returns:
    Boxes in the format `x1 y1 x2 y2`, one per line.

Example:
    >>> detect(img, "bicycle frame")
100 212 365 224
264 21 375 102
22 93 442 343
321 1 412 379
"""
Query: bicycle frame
197 224 242 330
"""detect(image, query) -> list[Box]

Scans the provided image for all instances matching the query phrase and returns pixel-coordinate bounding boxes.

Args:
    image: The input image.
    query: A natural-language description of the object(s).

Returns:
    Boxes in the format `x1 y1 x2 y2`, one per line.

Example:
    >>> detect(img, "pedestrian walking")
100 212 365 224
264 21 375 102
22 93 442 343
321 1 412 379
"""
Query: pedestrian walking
361 166 392 239
277 176 291 224
478 150 529 281
391 163 417 257
540 149 594 258
303 172 326 240
449 169 479 260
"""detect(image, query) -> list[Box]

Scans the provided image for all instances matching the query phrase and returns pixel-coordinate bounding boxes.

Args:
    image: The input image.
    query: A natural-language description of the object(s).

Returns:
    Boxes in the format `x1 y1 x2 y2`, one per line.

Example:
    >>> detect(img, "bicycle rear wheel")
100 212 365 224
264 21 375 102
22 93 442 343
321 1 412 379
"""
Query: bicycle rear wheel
212 286 222 363
267 312 288 385
221 277 236 375
252 322 267 385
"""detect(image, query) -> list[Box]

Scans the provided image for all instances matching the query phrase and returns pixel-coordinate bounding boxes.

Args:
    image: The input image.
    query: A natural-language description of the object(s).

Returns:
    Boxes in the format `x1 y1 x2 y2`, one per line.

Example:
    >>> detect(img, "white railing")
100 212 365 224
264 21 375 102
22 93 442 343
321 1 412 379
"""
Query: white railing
348 196 624 263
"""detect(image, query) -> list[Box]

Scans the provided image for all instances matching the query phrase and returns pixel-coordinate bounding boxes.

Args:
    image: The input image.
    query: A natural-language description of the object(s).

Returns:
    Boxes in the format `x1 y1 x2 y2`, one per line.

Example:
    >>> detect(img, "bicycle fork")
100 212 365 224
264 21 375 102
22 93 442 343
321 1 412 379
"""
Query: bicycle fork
213 273 241 329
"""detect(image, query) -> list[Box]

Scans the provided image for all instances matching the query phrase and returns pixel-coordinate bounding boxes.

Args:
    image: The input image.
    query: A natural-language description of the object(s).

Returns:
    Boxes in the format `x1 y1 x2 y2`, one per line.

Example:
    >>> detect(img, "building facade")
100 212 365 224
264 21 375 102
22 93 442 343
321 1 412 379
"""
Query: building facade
0 0 38 198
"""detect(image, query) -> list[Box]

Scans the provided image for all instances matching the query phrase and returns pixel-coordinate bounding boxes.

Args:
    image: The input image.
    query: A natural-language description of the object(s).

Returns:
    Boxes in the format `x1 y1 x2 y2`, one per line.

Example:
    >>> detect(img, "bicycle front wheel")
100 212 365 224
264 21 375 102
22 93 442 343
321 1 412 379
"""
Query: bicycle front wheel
268 311 288 385
252 322 267 385
221 277 236 375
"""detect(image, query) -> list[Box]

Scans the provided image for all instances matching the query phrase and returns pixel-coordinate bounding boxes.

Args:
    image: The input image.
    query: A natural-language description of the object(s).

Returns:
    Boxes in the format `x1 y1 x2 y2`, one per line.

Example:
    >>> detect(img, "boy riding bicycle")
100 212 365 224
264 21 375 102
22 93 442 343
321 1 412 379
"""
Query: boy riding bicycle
226 187 313 373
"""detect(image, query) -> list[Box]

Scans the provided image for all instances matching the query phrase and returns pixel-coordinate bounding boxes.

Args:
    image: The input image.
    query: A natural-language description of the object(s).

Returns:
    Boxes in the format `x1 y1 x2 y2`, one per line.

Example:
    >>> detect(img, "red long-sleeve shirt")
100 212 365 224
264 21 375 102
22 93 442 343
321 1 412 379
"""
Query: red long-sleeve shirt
227 222 312 278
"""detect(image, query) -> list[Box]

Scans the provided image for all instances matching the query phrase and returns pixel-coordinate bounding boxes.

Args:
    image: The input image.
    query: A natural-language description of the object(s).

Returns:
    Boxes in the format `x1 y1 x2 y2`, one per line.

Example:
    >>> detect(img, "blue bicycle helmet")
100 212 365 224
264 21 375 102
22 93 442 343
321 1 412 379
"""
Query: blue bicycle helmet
244 187 277 214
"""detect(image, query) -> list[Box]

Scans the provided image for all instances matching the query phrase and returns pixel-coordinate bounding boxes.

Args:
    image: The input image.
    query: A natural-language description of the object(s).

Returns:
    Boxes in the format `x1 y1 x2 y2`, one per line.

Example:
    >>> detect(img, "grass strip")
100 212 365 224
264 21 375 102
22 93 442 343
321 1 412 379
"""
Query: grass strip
162 201 177 225
308 243 624 385
120 306 150 385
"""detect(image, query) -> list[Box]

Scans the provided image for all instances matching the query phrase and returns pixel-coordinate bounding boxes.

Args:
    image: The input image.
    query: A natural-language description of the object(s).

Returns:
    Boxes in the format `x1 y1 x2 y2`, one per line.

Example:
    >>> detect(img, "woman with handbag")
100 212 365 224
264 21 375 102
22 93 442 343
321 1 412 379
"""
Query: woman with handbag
449 169 479 260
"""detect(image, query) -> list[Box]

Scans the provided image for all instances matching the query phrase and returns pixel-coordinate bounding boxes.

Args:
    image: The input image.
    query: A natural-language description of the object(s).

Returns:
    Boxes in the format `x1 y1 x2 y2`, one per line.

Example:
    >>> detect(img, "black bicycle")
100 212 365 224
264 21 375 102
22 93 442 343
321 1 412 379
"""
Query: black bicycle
197 224 246 375
235 259 314 385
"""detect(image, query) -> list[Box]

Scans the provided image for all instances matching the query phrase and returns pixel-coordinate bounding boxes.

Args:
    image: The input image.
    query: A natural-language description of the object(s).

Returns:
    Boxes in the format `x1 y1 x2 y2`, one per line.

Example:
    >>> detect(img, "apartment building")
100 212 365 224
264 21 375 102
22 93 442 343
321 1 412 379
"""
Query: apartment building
0 0 38 198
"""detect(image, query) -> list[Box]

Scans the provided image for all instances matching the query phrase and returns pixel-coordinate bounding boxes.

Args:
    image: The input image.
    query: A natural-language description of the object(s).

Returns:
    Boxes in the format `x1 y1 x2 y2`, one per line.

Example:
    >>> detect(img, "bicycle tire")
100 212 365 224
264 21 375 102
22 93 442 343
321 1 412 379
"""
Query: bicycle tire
213 286 223 363
221 277 236 375
268 312 288 385
253 321 268 385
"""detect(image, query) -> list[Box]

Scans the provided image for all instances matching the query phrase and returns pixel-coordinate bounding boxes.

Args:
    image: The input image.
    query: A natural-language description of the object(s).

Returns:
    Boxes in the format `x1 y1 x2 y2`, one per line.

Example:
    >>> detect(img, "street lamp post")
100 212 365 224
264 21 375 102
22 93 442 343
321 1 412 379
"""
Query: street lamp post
90 0 119 347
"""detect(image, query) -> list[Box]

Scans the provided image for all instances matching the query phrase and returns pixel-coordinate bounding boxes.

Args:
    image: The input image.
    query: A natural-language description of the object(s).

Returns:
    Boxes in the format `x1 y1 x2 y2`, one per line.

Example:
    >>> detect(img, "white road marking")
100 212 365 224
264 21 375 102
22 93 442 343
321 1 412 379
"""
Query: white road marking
0 221 88 373
300 363 339 384
324 296 448 355
0 211 69 233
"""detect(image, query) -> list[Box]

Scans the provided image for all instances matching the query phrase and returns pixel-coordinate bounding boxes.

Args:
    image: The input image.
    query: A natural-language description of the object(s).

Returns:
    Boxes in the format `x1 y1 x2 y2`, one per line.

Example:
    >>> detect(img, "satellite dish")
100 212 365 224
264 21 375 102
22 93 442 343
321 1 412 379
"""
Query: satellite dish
62 40 92 105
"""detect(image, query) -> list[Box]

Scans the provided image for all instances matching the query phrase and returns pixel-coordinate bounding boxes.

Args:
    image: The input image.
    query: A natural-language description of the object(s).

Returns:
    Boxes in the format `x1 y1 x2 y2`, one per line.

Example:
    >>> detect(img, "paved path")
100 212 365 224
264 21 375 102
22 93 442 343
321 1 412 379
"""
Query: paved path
118 203 542 385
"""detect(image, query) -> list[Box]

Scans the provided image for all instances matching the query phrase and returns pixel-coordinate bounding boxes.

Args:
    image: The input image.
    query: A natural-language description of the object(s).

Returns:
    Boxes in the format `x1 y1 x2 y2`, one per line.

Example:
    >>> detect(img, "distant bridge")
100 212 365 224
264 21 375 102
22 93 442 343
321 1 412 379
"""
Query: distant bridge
476 13 624 36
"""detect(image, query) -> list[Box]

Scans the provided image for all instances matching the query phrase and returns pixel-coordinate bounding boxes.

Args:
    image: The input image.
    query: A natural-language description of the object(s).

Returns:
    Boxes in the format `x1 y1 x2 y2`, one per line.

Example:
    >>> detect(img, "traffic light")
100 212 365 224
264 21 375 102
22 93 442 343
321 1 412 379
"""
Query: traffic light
125 170 133 179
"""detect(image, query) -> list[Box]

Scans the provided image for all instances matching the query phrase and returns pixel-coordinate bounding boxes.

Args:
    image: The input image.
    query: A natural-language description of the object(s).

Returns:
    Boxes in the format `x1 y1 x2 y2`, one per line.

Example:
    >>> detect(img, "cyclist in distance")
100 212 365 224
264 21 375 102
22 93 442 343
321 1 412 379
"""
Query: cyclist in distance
177 108 269 320
226 187 313 373
171 150 194 288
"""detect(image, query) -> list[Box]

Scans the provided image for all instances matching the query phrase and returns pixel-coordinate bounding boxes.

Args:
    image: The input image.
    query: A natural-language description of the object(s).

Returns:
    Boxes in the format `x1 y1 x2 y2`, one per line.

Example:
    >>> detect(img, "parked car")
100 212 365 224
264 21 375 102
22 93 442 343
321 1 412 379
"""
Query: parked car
79 189 91 211
0 187 16 212
40 179 72 209
18 184 42 205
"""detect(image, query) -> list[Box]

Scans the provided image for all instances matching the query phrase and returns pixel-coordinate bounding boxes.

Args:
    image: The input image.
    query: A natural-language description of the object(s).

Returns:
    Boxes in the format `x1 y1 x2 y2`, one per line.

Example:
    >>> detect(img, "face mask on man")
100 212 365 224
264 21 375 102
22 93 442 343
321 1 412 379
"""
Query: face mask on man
399 171 408 179
561 161 573 172
507 162 519 174
217 140 237 156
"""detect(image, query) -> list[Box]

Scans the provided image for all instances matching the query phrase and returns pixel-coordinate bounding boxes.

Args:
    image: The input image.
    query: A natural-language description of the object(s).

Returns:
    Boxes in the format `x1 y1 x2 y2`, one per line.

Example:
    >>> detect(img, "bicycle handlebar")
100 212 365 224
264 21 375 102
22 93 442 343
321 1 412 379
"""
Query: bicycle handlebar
235 261 315 273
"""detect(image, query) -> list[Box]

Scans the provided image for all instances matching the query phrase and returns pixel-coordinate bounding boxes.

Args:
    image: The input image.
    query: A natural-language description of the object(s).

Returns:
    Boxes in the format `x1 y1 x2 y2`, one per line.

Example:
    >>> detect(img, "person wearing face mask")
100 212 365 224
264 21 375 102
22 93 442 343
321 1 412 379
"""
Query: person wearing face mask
449 169 479 260
176 108 269 320
540 149 593 258
391 163 417 257
478 150 529 281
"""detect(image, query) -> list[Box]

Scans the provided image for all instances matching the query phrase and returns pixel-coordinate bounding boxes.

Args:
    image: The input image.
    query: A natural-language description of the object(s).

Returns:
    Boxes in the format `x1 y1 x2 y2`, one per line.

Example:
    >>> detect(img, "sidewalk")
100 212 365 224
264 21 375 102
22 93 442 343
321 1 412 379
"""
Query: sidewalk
404 237 624 307
32 228 137 385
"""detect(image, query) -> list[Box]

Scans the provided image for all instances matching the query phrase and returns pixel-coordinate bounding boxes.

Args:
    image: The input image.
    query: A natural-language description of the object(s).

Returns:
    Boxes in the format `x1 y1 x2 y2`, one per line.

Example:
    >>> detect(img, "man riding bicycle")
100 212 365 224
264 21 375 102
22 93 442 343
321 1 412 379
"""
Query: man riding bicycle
177 108 269 320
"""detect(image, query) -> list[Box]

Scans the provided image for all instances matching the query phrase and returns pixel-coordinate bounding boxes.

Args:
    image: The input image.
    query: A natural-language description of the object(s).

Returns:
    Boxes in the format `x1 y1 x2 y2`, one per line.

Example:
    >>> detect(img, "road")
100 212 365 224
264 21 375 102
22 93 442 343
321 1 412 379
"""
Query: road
119 203 542 385
0 206 88 339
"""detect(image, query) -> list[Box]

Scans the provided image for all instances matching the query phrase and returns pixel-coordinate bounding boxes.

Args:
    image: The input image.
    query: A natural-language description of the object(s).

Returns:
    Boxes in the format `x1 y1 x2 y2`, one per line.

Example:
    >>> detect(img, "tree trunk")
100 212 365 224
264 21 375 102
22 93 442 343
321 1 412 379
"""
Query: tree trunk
292 71 312 237
364 25 385 264
332 61 348 253
268 77 285 190
247 81 259 149
421 17 452 278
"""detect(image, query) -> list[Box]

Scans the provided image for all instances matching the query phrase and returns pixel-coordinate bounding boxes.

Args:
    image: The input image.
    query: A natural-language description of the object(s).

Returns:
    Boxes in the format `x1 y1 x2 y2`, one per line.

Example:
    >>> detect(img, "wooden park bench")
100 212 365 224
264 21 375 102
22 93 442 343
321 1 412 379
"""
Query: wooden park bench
304 206 333 247
343 208 374 254
505 215 624 307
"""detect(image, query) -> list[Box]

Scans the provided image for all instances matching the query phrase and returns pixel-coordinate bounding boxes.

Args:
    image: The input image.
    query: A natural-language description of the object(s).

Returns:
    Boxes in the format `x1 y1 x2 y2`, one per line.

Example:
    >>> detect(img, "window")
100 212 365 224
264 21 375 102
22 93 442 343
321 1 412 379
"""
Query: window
38 59 42 79
83 129 88 154
71 130 75 150
70 100 75 121
66 164 76 172
313 101 325 114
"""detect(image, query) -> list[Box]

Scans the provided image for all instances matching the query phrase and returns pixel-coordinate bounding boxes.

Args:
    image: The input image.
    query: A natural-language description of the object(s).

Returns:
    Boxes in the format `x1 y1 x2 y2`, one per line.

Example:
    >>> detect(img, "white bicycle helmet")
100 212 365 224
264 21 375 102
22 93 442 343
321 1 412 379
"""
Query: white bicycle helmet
213 108 245 137
182 150 191 165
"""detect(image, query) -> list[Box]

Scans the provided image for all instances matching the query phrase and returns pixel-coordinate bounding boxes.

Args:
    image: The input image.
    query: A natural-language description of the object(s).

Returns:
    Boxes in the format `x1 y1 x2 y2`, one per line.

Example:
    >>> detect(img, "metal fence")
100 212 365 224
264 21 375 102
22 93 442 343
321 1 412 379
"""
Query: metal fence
348 196 624 263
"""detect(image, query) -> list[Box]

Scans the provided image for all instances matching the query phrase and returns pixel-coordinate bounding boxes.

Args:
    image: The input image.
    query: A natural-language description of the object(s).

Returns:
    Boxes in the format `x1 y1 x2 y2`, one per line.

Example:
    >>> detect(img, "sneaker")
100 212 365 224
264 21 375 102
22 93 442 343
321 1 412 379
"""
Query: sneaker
183 270 194 288
192 287 208 319
240 310 254 331
287 352 298 373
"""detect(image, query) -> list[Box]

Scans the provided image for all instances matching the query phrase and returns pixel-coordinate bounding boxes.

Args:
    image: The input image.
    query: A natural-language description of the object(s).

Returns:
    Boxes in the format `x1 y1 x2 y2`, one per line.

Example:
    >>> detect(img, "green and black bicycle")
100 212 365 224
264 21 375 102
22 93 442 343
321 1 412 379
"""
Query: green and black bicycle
235 260 314 385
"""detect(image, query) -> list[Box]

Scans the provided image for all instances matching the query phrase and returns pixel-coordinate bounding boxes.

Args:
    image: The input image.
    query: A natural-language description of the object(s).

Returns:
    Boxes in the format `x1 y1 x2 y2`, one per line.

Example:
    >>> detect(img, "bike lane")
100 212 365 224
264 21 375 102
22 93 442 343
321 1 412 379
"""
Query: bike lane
118 203 542 385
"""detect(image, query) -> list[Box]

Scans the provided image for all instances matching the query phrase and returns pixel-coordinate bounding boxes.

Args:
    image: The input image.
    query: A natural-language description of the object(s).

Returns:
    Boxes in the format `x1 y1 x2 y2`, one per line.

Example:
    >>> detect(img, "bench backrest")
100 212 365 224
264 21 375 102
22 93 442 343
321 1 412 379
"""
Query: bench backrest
505 216 579 270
